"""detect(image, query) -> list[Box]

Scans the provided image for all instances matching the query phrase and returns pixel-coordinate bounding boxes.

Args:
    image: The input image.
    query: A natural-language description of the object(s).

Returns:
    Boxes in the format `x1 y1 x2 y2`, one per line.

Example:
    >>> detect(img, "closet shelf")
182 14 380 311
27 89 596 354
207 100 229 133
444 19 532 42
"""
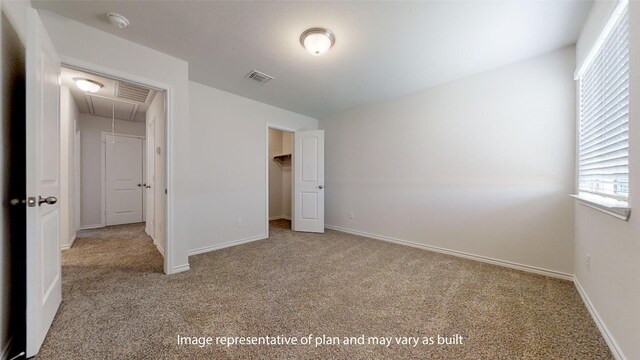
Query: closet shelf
273 153 291 166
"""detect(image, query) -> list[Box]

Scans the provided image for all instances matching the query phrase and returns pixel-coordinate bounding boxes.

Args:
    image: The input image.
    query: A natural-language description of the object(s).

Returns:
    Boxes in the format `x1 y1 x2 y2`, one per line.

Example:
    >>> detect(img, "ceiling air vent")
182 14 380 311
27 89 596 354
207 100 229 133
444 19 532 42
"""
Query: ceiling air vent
116 81 151 103
246 70 275 84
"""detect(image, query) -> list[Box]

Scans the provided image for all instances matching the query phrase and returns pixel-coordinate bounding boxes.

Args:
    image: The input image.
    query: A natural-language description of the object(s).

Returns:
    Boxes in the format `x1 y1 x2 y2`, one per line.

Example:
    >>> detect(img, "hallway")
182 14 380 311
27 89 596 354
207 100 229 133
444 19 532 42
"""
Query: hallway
64 223 163 272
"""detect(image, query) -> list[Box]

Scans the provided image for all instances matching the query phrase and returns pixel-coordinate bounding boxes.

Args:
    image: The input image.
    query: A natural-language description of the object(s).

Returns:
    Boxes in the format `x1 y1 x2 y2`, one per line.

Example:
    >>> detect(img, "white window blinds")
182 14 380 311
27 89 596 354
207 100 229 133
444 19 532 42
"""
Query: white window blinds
578 5 629 200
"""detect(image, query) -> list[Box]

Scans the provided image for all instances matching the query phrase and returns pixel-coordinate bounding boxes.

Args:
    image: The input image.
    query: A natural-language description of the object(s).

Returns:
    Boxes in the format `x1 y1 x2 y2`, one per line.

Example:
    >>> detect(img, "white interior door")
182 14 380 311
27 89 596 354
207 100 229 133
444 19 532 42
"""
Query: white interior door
105 135 143 225
26 8 62 357
146 119 155 238
293 130 325 233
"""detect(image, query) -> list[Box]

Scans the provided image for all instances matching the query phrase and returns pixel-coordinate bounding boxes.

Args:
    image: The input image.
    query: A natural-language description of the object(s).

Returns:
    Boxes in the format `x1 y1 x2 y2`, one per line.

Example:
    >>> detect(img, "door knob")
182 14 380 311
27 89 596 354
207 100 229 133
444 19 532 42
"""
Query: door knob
38 196 57 206
137 183 143 187
145 185 151 189
318 185 324 189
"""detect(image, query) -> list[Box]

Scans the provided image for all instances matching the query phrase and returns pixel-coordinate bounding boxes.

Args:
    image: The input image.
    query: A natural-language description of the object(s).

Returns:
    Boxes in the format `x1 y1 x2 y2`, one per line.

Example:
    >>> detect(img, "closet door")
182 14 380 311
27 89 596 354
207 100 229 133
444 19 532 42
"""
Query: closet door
292 130 325 233
105 134 144 225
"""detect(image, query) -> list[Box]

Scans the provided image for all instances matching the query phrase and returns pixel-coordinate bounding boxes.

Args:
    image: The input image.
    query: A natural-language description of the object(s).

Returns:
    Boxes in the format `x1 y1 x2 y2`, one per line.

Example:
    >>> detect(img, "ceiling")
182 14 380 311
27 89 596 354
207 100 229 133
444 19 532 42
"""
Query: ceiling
36 1 593 119
61 67 157 122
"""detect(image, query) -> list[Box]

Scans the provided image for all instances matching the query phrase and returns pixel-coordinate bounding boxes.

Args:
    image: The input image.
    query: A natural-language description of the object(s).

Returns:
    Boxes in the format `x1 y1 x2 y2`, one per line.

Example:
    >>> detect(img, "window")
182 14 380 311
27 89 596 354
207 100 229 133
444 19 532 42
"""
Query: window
577 3 629 203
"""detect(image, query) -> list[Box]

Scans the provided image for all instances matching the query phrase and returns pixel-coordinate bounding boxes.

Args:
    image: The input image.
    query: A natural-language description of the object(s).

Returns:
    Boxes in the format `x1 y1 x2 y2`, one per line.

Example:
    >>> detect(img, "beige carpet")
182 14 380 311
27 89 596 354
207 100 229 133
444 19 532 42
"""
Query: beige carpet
37 220 612 359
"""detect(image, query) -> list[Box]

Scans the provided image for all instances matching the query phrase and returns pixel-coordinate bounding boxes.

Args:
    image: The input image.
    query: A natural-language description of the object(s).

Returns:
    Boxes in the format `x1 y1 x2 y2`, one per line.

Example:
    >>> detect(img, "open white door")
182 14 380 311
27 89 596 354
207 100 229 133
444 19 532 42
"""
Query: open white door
292 130 325 233
105 134 144 226
26 8 62 357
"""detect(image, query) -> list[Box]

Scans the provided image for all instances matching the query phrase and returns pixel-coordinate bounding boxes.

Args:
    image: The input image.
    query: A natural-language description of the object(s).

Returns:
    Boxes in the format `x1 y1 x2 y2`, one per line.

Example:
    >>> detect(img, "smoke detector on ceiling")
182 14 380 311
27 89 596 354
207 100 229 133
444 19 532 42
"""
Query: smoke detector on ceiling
245 70 275 84
107 12 130 29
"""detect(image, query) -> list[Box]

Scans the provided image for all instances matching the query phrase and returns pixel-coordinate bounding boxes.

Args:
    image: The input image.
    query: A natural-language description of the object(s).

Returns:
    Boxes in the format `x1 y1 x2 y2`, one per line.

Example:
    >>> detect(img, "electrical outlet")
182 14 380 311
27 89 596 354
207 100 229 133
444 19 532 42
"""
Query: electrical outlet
348 211 354 220
586 254 591 272
237 217 243 227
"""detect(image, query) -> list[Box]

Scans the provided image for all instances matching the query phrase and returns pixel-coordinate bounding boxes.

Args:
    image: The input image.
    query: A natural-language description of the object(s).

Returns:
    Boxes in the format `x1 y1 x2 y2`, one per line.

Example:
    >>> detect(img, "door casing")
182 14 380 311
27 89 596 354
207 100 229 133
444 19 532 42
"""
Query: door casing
61 58 175 274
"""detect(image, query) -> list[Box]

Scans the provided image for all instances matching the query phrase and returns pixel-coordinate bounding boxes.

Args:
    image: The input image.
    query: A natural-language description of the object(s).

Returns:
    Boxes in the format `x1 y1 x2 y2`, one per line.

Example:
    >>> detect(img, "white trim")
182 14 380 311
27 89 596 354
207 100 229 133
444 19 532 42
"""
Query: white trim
100 132 145 140
60 233 77 250
574 0 629 79
79 224 104 230
1 336 13 360
188 234 268 256
325 225 573 281
142 138 146 222
265 124 296 236
571 194 631 221
171 263 190 274
573 277 626 360
60 57 177 275
154 239 165 257
269 215 291 221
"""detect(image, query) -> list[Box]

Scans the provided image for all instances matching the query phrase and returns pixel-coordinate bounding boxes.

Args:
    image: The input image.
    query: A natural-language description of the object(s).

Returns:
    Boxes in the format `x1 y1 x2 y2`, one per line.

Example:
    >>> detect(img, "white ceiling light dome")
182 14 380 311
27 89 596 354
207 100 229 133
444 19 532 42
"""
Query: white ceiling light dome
300 28 335 56
107 12 130 29
73 78 104 93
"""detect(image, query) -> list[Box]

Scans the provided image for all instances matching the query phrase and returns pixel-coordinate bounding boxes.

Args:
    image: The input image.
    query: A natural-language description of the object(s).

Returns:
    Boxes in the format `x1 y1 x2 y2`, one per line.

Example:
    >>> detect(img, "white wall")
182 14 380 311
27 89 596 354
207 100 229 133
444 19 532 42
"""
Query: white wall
78 114 144 228
320 46 576 276
188 81 317 254
146 92 166 255
59 86 78 248
2 0 30 44
38 9 190 273
574 2 640 359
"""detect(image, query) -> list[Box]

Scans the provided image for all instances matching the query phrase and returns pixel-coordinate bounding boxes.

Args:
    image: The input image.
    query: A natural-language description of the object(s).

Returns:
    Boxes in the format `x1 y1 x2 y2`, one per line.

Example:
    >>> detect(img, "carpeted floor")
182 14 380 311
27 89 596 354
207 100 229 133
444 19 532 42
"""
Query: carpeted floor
36 220 612 359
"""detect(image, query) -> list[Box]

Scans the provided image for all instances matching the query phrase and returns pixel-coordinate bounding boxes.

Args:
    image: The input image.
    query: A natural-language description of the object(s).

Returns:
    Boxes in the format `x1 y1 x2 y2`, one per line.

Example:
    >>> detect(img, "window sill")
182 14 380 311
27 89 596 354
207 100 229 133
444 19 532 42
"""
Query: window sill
570 194 631 221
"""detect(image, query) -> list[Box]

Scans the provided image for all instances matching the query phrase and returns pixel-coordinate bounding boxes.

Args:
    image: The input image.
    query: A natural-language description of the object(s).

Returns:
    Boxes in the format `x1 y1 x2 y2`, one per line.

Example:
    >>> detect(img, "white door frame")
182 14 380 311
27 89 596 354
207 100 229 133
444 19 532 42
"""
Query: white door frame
265 124 296 235
62 58 174 274
100 132 145 227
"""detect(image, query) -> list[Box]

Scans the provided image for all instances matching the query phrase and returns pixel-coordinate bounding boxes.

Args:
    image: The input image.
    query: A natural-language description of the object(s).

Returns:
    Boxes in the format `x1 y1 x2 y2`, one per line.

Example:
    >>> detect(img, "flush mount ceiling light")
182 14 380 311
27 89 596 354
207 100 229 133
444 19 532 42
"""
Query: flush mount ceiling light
73 78 103 93
107 12 130 29
300 28 335 56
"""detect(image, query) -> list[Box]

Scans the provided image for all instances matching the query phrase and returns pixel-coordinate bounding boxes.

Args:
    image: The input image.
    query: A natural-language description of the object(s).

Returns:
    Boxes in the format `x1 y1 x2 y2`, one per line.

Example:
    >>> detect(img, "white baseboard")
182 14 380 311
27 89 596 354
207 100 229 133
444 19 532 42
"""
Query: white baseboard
171 263 190 274
60 233 77 250
325 225 573 281
154 241 165 257
79 224 104 230
573 277 626 360
1 336 12 360
188 234 268 256
269 215 291 221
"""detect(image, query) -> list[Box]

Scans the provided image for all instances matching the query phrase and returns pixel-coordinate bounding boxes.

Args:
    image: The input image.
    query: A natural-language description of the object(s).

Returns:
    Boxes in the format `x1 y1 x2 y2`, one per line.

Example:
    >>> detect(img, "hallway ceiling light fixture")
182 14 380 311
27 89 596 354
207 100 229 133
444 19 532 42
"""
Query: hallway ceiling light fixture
300 28 335 56
107 12 130 29
73 78 103 93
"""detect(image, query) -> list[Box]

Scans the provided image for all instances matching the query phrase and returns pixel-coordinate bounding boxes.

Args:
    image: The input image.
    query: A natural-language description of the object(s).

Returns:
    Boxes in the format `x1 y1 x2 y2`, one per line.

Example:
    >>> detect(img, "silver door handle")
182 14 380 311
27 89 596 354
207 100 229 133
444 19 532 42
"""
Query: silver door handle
318 185 324 189
38 196 57 206
145 185 151 189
